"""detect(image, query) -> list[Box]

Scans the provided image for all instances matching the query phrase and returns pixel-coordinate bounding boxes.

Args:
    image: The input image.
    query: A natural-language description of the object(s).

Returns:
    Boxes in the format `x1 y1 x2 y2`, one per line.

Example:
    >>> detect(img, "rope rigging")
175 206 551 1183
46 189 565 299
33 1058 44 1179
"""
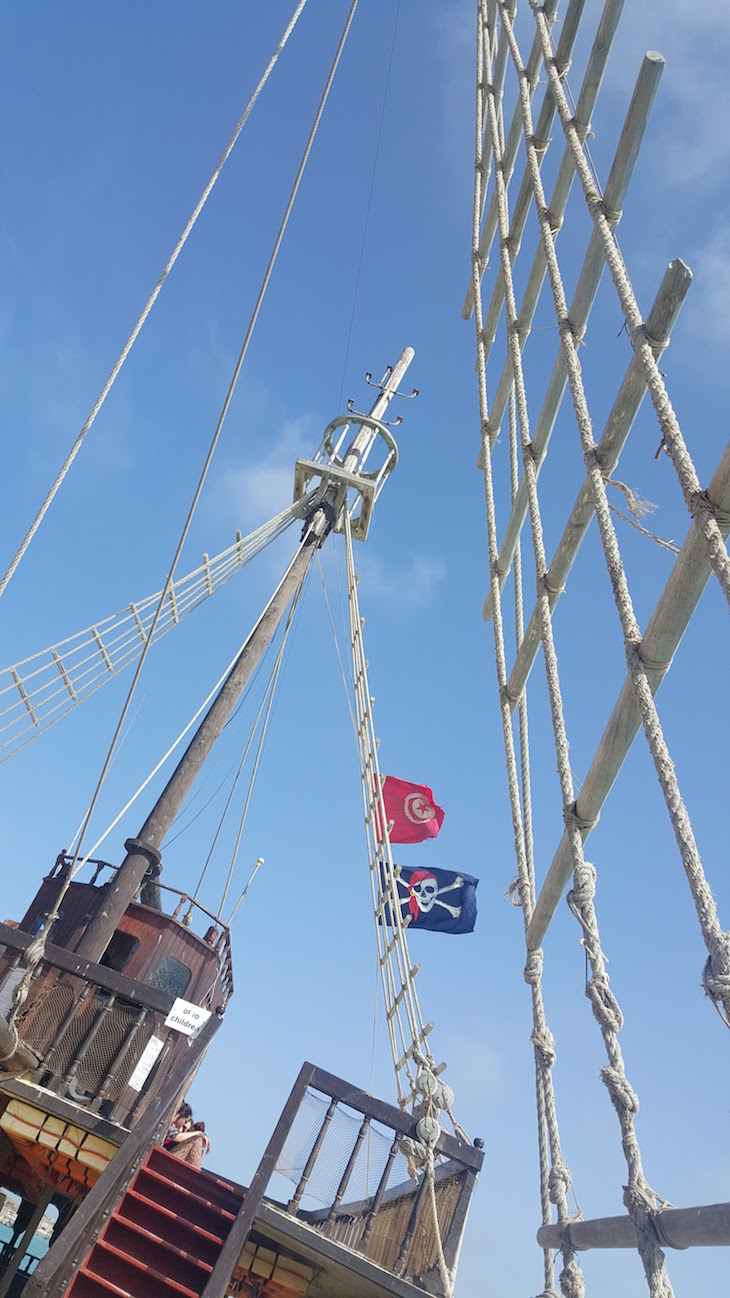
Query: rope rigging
0 0 311 604
0 502 309 764
469 0 730 1292
6 0 362 1024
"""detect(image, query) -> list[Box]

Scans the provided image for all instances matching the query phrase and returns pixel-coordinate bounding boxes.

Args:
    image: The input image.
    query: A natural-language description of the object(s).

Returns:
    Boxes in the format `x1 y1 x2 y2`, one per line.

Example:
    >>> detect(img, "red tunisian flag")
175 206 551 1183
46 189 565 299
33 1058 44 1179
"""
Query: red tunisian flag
376 776 445 844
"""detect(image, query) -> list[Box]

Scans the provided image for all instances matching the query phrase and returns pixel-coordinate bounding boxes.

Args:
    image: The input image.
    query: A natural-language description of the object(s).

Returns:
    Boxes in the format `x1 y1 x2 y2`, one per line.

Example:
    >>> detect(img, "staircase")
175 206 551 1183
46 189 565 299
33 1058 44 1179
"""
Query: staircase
65 1146 245 1298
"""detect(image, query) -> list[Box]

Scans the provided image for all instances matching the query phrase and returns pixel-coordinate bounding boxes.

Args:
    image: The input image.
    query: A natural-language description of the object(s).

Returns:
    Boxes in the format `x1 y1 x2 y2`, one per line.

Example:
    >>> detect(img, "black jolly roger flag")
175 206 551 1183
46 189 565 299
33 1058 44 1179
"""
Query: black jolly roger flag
379 863 478 934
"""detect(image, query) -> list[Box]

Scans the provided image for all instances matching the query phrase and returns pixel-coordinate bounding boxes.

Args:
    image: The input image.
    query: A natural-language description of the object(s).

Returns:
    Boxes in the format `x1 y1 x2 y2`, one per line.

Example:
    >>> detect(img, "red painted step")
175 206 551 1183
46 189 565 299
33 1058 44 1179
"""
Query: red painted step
65 1146 245 1298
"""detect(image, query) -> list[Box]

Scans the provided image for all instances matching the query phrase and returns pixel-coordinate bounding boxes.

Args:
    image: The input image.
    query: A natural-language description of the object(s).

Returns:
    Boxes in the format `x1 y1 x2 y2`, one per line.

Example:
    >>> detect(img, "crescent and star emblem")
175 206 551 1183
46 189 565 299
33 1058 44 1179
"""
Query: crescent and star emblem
404 792 436 823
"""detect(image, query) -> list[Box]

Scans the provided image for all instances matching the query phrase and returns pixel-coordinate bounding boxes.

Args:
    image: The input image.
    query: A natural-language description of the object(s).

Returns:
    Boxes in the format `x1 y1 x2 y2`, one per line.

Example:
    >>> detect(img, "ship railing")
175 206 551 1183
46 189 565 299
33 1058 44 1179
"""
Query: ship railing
200 1061 484 1298
46 851 232 1002
47 852 234 1005
0 921 206 1128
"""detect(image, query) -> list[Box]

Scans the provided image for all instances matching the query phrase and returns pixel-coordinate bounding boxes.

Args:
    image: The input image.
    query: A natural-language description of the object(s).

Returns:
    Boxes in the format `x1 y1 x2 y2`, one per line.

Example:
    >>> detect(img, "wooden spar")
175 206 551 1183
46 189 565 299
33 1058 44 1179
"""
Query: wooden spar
537 1202 730 1251
74 348 414 965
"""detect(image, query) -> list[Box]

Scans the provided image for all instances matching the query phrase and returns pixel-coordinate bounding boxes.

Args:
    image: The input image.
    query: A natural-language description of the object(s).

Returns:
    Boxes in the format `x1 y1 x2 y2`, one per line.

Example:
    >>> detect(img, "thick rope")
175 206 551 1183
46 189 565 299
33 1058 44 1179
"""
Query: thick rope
471 7 582 1295
6 1 360 1024
527 0 730 612
0 0 310 603
501 0 730 1030
494 3 686 1292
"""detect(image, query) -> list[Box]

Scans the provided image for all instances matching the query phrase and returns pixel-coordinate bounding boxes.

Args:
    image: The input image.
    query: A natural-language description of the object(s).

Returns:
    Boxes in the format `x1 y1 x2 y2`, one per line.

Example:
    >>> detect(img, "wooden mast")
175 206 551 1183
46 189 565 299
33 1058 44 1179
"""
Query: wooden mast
74 350 414 964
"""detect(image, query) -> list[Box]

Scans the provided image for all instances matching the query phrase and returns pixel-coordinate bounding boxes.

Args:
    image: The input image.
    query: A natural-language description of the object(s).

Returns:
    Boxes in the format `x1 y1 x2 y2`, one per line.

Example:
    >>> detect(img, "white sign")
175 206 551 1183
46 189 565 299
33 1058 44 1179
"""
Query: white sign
127 1034 165 1093
164 997 211 1038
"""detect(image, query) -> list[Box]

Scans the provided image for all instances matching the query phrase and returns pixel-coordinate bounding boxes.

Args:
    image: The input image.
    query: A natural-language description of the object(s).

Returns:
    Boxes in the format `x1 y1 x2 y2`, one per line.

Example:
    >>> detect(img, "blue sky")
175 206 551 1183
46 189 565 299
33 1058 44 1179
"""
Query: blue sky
0 2 729 1294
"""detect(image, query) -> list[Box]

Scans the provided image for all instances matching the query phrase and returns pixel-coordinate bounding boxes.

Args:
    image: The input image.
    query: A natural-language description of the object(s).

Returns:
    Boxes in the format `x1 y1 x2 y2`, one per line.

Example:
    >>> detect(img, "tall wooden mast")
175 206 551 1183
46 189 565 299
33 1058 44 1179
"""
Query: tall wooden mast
75 349 415 964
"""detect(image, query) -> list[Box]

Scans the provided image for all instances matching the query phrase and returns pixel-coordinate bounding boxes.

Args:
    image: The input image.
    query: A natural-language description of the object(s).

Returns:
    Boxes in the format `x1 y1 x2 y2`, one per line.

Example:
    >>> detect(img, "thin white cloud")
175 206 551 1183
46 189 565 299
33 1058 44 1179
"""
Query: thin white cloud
215 414 319 531
688 226 730 347
356 550 446 611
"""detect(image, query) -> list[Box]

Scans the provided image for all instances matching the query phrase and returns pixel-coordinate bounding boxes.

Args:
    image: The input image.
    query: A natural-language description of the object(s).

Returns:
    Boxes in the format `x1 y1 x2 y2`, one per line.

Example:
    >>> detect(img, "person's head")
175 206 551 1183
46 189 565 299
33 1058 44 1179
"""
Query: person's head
176 1102 193 1129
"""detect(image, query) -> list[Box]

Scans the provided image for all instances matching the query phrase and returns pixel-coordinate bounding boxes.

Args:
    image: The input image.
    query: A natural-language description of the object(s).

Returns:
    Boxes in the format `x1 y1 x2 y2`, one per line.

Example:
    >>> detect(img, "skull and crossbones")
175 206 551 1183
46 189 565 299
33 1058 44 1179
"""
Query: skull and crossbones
399 869 463 921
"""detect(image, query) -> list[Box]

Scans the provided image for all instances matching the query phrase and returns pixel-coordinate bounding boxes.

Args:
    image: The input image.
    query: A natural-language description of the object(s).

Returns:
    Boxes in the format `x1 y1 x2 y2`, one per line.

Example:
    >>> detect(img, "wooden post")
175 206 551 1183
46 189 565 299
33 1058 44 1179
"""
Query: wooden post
0 1187 54 1298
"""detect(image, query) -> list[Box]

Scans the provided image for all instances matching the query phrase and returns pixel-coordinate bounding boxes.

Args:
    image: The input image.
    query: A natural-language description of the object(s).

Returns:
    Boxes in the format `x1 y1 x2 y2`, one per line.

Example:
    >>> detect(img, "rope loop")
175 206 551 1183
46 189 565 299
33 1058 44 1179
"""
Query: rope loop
563 802 599 834
600 1064 639 1118
532 134 552 156
636 643 673 675
524 948 544 985
640 326 668 359
537 571 565 600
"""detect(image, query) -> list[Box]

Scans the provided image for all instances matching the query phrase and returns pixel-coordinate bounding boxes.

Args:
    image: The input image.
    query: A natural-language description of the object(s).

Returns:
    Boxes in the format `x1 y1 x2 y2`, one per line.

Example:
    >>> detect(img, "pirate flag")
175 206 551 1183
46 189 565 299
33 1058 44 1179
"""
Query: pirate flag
376 776 445 844
379 863 478 934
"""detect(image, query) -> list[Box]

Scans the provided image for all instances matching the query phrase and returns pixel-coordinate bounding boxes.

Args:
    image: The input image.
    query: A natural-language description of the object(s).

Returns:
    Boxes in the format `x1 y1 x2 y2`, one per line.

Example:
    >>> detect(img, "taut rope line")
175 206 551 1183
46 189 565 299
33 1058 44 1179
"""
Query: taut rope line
0 0 310 602
10 0 362 1023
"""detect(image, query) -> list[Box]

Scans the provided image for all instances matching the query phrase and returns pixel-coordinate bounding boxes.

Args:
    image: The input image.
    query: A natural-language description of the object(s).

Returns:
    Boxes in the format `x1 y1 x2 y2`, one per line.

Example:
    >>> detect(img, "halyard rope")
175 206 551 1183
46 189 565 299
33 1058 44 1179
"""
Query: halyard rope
0 0 310 602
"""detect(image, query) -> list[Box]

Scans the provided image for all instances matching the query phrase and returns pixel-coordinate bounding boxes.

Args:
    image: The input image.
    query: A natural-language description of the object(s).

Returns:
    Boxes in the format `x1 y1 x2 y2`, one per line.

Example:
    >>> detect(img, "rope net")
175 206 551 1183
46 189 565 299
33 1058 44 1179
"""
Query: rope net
467 1 730 1295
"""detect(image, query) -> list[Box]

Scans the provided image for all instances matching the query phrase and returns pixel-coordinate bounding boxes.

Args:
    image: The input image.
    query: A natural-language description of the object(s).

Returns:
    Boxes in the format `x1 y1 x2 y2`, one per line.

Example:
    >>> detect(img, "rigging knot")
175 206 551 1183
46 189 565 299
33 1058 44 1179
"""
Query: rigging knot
563 802 599 835
531 1026 556 1069
702 934 730 1024
524 949 544 985
600 1065 639 1118
567 859 596 907
547 1158 572 1204
634 642 673 675
691 488 730 530
586 973 623 1034
558 1256 586 1298
538 571 565 600
597 199 622 228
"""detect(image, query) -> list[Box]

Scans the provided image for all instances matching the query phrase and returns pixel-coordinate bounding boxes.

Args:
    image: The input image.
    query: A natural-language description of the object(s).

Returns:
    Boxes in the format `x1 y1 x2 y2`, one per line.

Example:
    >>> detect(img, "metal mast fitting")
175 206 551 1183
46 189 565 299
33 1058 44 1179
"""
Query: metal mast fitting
293 347 416 541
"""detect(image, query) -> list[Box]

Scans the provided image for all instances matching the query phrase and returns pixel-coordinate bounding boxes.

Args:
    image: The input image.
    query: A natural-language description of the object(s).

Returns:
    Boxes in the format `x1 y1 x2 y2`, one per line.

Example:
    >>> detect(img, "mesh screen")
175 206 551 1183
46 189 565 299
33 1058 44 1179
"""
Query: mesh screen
17 976 75 1055
276 1089 412 1206
45 995 156 1098
274 1089 465 1286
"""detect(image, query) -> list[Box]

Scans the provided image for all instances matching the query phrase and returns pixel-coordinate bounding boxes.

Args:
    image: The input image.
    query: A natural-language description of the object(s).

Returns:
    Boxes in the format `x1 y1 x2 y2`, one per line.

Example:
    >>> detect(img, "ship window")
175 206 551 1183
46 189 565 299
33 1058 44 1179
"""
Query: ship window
100 931 140 973
29 910 63 938
148 956 191 999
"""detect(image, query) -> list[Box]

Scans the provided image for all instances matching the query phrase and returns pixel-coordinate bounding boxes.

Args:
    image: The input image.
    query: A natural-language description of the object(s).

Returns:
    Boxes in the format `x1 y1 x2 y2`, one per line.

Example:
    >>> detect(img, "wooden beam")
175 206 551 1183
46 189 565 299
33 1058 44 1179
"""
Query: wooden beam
537 1201 730 1251
306 1064 484 1172
0 922 174 1015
